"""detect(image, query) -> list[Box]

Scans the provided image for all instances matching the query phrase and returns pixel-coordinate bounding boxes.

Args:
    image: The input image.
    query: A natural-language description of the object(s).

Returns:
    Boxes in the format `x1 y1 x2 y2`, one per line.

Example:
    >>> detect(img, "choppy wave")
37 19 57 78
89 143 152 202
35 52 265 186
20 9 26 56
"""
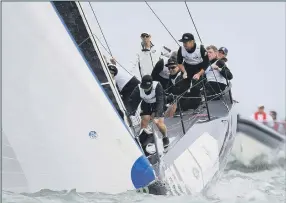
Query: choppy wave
3 146 286 203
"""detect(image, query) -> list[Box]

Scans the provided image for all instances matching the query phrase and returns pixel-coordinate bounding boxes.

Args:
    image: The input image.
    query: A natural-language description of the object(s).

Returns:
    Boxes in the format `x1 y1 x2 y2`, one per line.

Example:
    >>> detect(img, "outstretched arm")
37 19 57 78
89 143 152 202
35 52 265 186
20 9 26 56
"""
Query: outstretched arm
161 46 172 58
151 58 164 80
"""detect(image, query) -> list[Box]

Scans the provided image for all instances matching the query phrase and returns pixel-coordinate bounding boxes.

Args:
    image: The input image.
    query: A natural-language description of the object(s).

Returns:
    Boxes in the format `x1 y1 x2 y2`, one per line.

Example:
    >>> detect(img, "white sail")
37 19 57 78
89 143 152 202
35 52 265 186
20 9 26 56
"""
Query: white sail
2 2 155 194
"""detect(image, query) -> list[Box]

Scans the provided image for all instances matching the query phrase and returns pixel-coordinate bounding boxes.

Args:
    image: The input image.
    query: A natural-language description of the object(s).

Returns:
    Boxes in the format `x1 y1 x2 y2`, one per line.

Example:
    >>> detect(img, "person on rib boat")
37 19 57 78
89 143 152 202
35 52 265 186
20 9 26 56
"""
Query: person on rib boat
127 74 170 148
251 104 273 126
131 32 172 79
204 45 233 98
269 111 286 134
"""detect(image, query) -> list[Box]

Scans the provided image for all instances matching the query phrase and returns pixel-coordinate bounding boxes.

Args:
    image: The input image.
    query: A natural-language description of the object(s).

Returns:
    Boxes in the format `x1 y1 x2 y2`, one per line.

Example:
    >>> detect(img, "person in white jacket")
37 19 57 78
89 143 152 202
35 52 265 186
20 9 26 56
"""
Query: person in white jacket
131 32 172 79
105 57 140 111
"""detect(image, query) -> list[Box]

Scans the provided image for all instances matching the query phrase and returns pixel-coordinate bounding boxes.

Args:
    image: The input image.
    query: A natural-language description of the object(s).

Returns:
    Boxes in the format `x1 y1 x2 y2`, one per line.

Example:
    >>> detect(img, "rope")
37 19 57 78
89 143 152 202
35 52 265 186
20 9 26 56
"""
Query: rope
184 1 229 111
184 1 203 43
170 78 207 106
145 1 180 47
78 2 127 112
144 1 225 109
88 2 113 56
83 2 142 132
91 32 137 78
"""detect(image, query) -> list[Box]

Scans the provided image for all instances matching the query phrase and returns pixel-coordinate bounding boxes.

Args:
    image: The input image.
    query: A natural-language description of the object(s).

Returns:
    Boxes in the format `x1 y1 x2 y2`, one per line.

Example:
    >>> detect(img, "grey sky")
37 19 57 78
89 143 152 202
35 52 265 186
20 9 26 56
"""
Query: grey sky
80 2 285 119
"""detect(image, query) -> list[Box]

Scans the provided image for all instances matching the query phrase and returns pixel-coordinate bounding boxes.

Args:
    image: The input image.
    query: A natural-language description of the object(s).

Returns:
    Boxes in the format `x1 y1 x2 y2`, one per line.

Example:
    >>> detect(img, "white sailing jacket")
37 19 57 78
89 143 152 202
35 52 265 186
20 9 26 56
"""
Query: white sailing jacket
131 43 171 79
114 65 133 92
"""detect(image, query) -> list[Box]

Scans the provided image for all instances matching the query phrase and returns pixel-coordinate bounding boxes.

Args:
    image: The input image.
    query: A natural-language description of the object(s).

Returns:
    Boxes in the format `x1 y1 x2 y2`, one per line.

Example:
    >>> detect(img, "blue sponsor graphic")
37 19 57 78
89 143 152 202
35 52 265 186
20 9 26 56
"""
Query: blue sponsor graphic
89 131 97 139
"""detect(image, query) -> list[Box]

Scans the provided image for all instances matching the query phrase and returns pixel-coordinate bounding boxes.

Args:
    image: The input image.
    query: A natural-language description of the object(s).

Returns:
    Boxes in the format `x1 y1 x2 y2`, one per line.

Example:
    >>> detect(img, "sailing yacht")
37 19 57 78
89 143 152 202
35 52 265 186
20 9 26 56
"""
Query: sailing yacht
3 1 239 196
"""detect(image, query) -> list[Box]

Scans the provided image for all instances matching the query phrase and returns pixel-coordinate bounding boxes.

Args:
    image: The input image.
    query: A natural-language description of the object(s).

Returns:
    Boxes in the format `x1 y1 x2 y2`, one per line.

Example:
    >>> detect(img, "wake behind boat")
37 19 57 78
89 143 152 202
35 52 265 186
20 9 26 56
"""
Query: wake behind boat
3 1 238 196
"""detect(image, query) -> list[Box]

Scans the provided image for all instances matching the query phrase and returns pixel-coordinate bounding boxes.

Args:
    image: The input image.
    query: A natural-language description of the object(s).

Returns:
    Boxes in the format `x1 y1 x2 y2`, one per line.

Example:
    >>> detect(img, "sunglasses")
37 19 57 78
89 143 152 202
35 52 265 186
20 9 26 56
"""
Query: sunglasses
218 50 225 54
141 34 150 38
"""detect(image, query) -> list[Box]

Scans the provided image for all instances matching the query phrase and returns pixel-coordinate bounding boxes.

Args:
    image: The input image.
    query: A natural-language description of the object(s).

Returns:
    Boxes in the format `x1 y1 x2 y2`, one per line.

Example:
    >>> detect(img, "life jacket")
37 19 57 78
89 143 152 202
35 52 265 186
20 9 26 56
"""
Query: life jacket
181 43 203 65
114 66 133 92
139 81 159 103
254 111 267 121
205 59 227 85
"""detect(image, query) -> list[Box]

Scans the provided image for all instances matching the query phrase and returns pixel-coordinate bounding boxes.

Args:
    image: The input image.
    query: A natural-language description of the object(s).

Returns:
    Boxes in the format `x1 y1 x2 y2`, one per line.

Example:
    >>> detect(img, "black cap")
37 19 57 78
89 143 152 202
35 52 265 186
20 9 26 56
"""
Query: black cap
107 64 118 76
218 47 228 56
178 33 194 42
140 75 153 89
165 58 178 67
141 32 150 38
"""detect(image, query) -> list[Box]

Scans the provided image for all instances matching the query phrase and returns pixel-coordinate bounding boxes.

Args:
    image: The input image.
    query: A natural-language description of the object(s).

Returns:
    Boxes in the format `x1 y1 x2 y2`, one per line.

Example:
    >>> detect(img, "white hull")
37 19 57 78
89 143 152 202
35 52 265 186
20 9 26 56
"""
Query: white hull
2 2 155 194
162 109 237 195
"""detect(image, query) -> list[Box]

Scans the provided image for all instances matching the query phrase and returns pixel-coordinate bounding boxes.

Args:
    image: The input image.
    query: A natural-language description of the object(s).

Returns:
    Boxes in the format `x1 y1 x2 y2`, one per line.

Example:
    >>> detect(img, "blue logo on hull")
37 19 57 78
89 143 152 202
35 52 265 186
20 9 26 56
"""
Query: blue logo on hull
89 131 98 139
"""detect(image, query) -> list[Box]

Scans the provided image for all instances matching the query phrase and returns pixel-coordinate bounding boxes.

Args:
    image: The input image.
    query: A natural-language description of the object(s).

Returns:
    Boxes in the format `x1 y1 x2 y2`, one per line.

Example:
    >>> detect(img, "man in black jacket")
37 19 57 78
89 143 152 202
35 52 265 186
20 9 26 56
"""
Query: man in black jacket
205 45 233 97
128 75 170 148
165 58 201 117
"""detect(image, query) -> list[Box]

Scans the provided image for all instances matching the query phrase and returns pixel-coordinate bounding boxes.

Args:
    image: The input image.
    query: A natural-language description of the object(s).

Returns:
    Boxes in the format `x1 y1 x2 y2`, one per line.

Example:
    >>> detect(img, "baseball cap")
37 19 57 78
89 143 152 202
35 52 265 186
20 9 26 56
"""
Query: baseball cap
140 75 153 89
165 58 178 67
141 32 150 38
258 104 264 108
107 64 118 76
219 47 228 56
178 33 194 42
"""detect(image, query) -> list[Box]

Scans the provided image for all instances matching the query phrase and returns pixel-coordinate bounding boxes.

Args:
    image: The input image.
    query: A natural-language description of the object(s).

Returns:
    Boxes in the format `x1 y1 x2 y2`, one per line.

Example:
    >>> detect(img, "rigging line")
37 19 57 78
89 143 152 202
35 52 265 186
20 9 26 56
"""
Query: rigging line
184 1 228 111
79 2 140 134
164 77 185 93
145 1 222 108
170 78 207 106
145 1 180 47
88 3 140 80
184 1 203 43
88 2 113 56
91 33 137 78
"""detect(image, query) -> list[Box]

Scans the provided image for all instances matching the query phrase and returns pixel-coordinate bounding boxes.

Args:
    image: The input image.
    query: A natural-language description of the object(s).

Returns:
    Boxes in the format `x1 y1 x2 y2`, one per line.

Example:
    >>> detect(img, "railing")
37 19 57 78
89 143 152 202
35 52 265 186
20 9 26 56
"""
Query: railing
260 120 286 135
